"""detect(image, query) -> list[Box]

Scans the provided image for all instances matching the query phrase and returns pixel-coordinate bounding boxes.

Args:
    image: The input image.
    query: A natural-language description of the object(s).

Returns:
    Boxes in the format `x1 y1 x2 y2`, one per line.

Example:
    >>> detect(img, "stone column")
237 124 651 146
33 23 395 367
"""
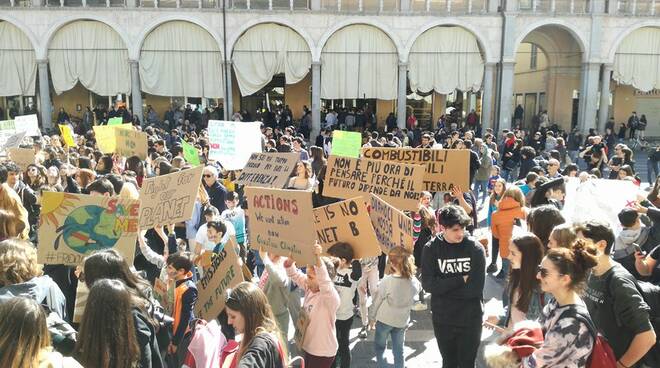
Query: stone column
497 61 515 132
37 59 52 132
224 60 233 120
311 61 321 142
481 62 495 131
598 64 612 133
578 62 600 133
397 62 407 129
129 60 144 126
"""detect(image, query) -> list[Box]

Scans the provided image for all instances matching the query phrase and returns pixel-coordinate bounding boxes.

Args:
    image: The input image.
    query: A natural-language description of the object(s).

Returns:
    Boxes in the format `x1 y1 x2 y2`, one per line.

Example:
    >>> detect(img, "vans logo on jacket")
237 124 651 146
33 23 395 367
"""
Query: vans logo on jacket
438 257 471 274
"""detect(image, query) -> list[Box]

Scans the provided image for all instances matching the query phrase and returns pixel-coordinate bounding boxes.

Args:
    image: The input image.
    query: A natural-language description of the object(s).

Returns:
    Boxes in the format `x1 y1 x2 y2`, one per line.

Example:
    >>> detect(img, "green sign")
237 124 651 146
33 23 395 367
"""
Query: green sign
181 139 201 166
331 130 362 158
108 117 123 126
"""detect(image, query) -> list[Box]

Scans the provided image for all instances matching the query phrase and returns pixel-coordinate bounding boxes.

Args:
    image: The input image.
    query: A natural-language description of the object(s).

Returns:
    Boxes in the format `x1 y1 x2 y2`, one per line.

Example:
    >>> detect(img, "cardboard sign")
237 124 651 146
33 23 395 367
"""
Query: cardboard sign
37 192 139 265
8 147 35 169
153 278 173 316
108 117 123 126
14 114 41 136
73 281 89 324
369 194 414 253
235 152 298 188
194 238 244 321
331 130 362 158
313 197 381 259
208 120 262 170
138 166 204 229
115 128 148 159
245 187 317 265
324 155 426 212
59 125 76 147
1 131 27 152
361 148 470 192
181 139 201 166
93 124 133 154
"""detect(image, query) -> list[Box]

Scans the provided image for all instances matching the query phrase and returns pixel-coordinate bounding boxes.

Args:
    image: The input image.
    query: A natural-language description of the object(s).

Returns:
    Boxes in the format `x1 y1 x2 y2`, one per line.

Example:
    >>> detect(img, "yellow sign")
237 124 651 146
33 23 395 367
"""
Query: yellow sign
58 125 76 147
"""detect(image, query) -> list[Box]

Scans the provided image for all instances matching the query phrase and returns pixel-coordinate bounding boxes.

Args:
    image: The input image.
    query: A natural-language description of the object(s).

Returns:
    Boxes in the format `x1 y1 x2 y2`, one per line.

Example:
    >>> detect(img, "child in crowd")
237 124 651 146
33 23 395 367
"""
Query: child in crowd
488 165 501 192
165 253 198 358
220 191 246 258
491 186 527 280
258 248 296 343
370 247 420 368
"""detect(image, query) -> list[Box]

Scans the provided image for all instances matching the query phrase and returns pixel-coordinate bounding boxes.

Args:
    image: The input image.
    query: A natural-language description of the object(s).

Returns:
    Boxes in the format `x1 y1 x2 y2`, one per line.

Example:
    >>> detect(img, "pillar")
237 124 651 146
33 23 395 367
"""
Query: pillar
311 61 321 141
481 62 495 131
578 62 600 133
497 61 515 132
598 64 612 133
129 60 144 126
224 60 233 120
37 60 52 132
397 62 407 129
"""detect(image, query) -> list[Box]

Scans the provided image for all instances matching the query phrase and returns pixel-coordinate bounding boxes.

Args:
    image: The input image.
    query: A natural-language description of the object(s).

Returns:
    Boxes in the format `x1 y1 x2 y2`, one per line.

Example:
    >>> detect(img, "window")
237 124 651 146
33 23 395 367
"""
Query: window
530 44 538 70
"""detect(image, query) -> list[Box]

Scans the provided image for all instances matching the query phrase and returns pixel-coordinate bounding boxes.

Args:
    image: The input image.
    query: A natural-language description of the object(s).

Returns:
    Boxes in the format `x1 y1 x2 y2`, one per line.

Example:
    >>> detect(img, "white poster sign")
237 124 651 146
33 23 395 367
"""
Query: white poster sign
14 114 41 136
1 131 27 153
208 120 262 170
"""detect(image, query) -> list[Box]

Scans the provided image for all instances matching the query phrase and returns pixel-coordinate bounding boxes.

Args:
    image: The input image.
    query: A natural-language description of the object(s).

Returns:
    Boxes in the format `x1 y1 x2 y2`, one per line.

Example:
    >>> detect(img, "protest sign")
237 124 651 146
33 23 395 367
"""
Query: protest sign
1 131 26 152
208 120 262 170
153 278 173 316
37 192 139 265
138 166 204 229
8 147 35 169
245 187 317 265
115 127 148 159
369 194 414 253
108 117 123 126
324 155 425 211
181 139 201 166
194 238 244 321
362 147 470 192
235 152 298 188
14 114 41 136
331 130 362 158
59 125 76 147
0 120 16 150
313 197 381 259
73 281 89 324
93 124 133 154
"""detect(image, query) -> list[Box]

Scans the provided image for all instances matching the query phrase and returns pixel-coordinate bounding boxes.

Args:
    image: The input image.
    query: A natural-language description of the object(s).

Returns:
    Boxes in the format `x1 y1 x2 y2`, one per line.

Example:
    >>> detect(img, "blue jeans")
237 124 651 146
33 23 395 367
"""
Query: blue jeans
374 321 405 368
473 180 489 202
647 158 659 185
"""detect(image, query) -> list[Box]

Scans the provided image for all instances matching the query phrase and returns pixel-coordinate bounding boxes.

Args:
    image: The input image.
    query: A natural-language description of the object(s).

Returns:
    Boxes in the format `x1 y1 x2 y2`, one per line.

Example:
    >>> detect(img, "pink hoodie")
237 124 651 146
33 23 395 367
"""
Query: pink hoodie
286 261 340 357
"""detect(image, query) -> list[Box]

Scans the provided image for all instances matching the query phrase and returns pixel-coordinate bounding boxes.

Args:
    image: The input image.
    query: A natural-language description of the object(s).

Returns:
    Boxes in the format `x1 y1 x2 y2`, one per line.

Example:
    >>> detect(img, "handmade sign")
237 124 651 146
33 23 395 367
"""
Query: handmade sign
313 197 381 259
181 139 201 166
138 166 204 229
14 114 41 136
108 117 123 126
37 192 139 265
245 187 316 265
331 130 362 158
324 155 425 211
194 238 244 321
115 127 148 159
361 147 470 192
1 131 27 152
235 152 298 188
59 125 76 147
208 120 262 170
0 118 40 150
368 194 414 252
73 281 89 324
153 278 173 316
93 124 133 154
7 147 35 169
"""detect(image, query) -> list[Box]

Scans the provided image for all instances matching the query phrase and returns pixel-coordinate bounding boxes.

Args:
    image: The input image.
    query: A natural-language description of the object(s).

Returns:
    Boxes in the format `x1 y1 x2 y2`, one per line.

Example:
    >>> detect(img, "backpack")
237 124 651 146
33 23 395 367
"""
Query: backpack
558 305 617 368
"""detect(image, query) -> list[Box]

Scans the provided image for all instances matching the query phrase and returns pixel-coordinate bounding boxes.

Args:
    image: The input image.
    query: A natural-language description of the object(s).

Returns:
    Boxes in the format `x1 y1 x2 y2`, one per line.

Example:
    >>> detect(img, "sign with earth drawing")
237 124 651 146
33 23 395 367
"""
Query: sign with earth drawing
37 192 140 265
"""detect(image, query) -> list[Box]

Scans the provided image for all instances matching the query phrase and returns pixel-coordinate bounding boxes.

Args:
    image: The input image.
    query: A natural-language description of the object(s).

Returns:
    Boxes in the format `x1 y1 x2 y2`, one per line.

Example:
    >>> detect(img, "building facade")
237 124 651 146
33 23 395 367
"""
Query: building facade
0 0 658 139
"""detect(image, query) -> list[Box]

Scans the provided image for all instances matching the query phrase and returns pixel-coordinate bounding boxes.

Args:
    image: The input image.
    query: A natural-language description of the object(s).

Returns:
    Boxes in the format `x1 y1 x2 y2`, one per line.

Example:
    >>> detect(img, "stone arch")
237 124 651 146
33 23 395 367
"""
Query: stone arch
607 21 660 63
227 17 314 60
43 16 130 60
315 19 402 62
403 19 492 63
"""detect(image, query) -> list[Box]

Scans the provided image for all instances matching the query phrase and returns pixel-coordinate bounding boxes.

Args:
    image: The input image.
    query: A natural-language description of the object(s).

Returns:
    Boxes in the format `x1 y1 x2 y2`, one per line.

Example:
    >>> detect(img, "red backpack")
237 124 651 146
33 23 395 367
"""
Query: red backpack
559 306 617 368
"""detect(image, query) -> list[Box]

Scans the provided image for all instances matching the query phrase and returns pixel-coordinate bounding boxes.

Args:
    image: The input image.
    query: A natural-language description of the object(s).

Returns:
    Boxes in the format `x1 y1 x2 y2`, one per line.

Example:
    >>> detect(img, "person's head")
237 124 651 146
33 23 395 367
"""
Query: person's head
154 139 166 153
531 177 565 206
527 205 565 247
75 168 96 189
305 257 336 293
547 159 560 175
86 178 115 196
618 207 640 229
537 239 598 296
508 233 545 313
387 246 416 279
548 223 578 249
490 178 507 205
310 146 324 162
166 252 194 281
46 166 60 186
327 242 355 269
436 205 472 244
156 161 173 176
104 173 124 195
4 162 20 187
82 249 141 290
206 219 227 244
502 185 525 207
292 137 304 151
203 165 218 187
0 239 41 285
419 191 432 208
75 279 140 368
0 209 26 241
490 165 500 177
95 155 114 175
562 164 579 177
525 172 539 187
295 160 312 179
418 205 436 231
225 282 285 360
202 206 220 223
225 191 240 209
618 165 634 180
0 297 50 368
620 147 633 163
575 220 616 257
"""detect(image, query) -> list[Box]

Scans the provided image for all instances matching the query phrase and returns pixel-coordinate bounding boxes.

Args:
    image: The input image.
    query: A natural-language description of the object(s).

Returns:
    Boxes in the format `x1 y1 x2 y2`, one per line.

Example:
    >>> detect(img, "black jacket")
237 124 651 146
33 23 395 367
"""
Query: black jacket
237 334 285 368
205 180 228 213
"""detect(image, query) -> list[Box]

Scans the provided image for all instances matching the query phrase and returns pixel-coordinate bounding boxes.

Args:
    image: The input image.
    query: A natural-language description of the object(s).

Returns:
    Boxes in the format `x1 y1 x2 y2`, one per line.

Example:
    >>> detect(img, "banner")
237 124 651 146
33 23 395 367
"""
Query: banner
59 125 76 147
14 114 41 136
313 197 381 259
181 140 201 166
245 187 317 265
235 152 298 189
331 130 362 158
1 131 26 152
324 155 425 211
8 147 35 169
93 124 133 154
208 120 262 170
369 194 414 253
115 127 148 159
108 117 123 126
37 192 139 265
194 238 244 321
138 166 204 229
362 147 470 192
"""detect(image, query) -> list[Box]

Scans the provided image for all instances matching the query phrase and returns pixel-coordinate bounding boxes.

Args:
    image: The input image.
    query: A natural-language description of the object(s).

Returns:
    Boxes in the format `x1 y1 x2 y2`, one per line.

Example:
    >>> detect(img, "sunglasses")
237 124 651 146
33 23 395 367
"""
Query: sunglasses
225 288 238 304
537 265 564 278
203 174 213 178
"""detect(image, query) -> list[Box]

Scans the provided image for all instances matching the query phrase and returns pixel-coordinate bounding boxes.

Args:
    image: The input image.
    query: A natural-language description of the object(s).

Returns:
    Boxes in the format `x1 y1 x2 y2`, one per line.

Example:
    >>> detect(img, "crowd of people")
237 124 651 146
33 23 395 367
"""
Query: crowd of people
0 101 660 368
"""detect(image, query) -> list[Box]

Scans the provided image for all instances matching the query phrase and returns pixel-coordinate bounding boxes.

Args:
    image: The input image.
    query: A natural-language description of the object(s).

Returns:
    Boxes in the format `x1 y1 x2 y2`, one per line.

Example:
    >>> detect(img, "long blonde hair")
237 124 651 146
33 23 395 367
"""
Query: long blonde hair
0 297 51 368
387 247 416 279
502 185 526 207
0 184 29 239
0 239 42 285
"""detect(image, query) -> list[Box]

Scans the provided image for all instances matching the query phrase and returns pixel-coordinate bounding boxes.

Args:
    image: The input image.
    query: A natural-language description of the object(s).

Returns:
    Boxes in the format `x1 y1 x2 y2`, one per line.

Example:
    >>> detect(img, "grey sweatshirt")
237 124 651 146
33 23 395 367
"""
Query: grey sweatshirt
369 274 420 328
